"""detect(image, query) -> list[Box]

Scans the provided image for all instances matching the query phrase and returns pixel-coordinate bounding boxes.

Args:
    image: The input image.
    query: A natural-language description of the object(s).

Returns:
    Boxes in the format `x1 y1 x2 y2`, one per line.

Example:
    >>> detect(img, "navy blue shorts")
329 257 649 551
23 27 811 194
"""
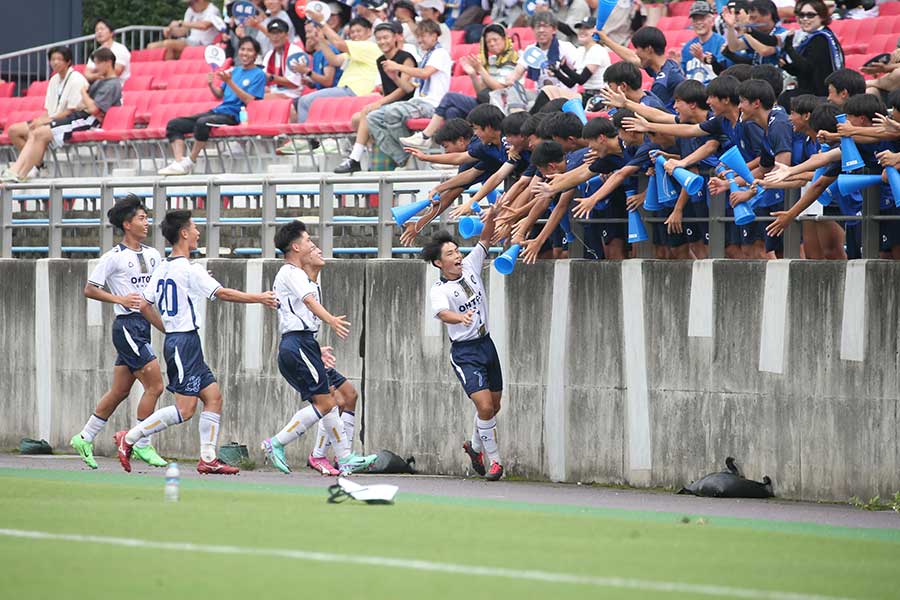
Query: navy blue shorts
278 331 330 402
449 335 503 397
724 204 742 247
599 196 627 245
880 206 900 252
112 314 156 372
327 368 347 389
581 222 605 259
684 200 709 245
550 225 569 249
163 331 216 396
740 204 767 246
653 206 688 248
760 205 784 254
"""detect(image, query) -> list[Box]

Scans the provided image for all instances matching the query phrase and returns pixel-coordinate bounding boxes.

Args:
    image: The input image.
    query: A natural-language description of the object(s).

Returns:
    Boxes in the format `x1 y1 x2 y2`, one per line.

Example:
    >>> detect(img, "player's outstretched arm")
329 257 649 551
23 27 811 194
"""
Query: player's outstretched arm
138 299 166 334
84 283 142 311
664 139 720 173
214 288 279 307
764 147 841 184
521 189 576 264
436 309 474 326
303 295 351 339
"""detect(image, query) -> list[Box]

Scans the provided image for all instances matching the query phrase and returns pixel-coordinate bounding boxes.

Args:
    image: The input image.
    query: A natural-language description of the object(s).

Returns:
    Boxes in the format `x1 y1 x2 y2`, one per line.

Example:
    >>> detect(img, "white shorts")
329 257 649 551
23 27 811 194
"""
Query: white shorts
798 183 824 217
49 111 98 149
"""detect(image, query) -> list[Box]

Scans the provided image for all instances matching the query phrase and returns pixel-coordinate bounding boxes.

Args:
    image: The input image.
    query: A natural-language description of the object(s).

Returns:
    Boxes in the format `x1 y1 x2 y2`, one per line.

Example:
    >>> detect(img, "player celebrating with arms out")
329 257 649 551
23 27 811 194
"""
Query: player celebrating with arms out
422 208 504 481
114 210 278 474
71 195 167 469
261 221 376 476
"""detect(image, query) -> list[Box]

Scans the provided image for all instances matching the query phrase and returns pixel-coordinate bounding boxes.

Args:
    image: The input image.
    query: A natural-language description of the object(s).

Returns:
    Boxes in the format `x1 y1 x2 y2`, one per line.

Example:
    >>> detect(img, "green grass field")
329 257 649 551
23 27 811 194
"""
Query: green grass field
2 467 898 600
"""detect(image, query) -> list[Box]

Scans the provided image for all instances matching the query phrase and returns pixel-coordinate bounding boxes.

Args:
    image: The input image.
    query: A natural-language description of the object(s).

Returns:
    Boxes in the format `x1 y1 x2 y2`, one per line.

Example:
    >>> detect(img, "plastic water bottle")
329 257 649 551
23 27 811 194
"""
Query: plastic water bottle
239 107 248 125
164 462 180 502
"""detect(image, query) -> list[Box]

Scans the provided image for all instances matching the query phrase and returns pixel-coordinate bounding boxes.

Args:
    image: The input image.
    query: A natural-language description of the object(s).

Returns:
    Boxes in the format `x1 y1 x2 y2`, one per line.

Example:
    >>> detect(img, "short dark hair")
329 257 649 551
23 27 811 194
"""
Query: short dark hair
415 18 441 36
349 16 373 30
738 79 775 110
433 118 474 144
674 80 709 110
530 140 566 168
750 64 782 98
520 113 547 138
582 117 617 140
604 61 642 90
501 111 529 136
824 68 866 97
274 220 308 254
107 194 147 233
537 97 568 114
844 93 886 122
467 104 504 130
91 47 116 65
94 18 114 32
48 45 73 64
631 26 667 55
537 112 583 141
421 230 458 265
237 36 261 55
706 74 740 104
160 210 192 245
719 63 752 82
809 102 841 133
795 0 831 26
611 108 636 131
790 93 821 115
749 0 778 21
530 12 557 29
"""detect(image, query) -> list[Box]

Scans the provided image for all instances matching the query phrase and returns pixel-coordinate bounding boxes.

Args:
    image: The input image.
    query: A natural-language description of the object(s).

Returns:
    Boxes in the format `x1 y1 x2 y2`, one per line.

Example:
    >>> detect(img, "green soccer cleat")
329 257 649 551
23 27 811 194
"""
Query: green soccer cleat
337 452 378 475
132 444 168 467
261 437 291 474
70 434 98 469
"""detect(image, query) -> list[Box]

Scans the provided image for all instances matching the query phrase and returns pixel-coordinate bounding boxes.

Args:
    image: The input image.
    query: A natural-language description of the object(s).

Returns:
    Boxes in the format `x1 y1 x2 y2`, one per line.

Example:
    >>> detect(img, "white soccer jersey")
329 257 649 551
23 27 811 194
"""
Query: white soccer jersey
429 242 490 343
88 243 162 316
143 256 222 333
274 263 322 335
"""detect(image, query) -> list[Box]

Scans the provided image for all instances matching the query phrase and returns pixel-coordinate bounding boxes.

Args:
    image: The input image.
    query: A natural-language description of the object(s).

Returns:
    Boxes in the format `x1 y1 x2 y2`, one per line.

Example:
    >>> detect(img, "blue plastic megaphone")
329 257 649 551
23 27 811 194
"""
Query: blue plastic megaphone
817 181 841 207
458 216 484 239
562 98 588 125
836 174 882 197
837 186 863 216
672 166 704 196
655 155 679 206
886 166 900 208
627 209 648 243
391 196 434 226
593 0 618 37
644 173 661 211
719 169 755 226
493 244 521 275
719 145 755 186
835 114 864 173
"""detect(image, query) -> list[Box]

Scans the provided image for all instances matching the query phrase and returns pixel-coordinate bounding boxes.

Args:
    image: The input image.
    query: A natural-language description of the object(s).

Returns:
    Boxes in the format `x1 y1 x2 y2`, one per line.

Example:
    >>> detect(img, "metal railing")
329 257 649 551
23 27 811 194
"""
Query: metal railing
0 26 165 96
0 171 890 260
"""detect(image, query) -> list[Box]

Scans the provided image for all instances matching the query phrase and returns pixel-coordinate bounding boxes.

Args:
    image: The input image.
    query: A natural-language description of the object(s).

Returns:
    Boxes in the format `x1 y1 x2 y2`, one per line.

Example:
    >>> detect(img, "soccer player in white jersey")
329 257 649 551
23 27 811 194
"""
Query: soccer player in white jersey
113 210 278 475
70 195 168 469
260 221 376 476
306 369 362 476
422 209 504 481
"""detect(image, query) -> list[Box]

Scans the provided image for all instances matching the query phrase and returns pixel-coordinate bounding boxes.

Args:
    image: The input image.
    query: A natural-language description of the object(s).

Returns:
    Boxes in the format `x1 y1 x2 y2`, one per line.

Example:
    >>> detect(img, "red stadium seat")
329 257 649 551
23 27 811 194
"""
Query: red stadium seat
70 105 137 143
869 33 899 54
131 48 166 62
449 75 476 96
450 30 466 46
130 60 169 79
880 2 900 15
657 16 691 31
288 97 338 135
452 43 480 62
508 27 536 48
667 1 693 16
664 29 697 48
179 45 208 61
0 81 15 97
405 118 429 130
843 54 874 79
158 73 212 90
26 80 50 97
123 75 154 92
873 15 900 36
173 60 210 74
211 98 292 137
127 102 216 140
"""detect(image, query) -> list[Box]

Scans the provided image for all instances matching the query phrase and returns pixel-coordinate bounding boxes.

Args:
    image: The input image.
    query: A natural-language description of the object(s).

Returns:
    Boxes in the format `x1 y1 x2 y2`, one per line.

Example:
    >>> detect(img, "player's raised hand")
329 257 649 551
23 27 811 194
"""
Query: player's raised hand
400 222 418 246
320 346 336 369
876 149 900 167
708 175 728 196
448 202 473 219
766 211 792 237
625 192 643 212
520 238 542 265
875 113 900 134
622 115 650 133
328 315 351 339
572 196 596 219
459 310 475 326
600 86 627 108
258 290 279 308
120 292 143 311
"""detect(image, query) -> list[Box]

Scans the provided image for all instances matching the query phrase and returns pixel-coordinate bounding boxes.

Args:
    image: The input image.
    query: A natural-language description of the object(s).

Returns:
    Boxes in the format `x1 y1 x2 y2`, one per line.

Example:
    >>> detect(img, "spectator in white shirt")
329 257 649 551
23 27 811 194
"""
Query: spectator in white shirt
240 0 297 58
148 0 221 60
416 0 453 51
85 19 131 82
262 19 304 99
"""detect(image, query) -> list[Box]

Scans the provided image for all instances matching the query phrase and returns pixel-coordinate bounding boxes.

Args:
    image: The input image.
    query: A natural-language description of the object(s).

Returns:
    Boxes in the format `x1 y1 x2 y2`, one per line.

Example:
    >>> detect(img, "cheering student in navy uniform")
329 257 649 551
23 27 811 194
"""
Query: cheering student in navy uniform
114 210 279 475
70 195 167 470
261 221 377 476
422 210 504 481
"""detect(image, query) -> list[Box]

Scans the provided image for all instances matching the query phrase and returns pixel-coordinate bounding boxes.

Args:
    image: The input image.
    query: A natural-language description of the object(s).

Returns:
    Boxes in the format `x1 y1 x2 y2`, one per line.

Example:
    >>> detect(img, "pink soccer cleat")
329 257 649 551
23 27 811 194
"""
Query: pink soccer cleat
307 454 340 476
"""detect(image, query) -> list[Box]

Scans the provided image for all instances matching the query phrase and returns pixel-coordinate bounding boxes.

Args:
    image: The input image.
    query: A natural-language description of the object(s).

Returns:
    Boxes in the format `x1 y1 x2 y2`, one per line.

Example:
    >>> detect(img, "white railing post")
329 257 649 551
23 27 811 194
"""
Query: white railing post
48 185 62 258
206 181 221 258
261 179 277 259
320 179 334 259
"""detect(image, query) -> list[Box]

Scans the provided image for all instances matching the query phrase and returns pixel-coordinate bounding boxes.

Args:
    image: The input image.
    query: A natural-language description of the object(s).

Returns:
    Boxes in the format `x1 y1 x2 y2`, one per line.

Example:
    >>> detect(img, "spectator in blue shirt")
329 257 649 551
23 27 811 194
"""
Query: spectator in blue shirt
722 0 783 68
682 1 726 84
158 37 266 176
599 26 686 111
293 20 341 92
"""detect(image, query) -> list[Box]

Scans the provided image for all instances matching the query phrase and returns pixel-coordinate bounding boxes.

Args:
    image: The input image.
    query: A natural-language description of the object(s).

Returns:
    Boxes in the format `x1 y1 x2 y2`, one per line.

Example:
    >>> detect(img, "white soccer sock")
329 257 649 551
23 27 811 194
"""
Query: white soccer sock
349 143 366 162
476 417 500 464
125 405 182 444
79 414 107 443
341 410 356 448
471 414 483 452
322 406 350 460
311 419 329 459
133 419 151 448
198 411 220 463
274 405 320 446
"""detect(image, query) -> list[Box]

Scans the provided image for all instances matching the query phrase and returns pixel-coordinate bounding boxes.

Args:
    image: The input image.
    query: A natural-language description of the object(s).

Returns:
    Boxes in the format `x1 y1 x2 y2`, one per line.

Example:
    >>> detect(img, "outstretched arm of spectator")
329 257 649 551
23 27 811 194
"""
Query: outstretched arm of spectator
597 31 639 66
537 162 594 198
521 189 576 264
450 162 514 217
663 139 720 173
315 17 349 54
764 147 841 183
571 165 638 219
766 174 834 237
510 190 553 245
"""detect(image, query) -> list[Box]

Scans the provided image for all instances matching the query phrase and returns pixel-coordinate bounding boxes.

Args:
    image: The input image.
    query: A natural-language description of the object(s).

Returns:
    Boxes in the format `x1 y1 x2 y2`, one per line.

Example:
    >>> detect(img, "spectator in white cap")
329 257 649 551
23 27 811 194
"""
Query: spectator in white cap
416 0 453 51
682 1 725 84
262 19 304 100
357 0 388 29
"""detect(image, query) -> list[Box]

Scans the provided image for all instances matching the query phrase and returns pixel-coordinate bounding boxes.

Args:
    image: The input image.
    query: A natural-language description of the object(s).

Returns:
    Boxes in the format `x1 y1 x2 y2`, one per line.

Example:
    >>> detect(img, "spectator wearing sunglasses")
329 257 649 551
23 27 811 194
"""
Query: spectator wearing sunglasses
780 0 844 99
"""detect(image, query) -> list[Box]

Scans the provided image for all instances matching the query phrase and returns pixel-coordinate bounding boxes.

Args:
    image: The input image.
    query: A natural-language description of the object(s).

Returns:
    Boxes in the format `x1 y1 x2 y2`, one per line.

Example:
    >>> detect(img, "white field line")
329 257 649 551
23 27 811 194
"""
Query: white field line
0 528 854 600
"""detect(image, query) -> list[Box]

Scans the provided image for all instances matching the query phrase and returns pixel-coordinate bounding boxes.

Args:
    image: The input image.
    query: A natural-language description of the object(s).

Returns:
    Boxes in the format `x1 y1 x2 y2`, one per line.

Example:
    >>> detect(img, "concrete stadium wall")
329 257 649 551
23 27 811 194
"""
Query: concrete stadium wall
2 258 897 502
